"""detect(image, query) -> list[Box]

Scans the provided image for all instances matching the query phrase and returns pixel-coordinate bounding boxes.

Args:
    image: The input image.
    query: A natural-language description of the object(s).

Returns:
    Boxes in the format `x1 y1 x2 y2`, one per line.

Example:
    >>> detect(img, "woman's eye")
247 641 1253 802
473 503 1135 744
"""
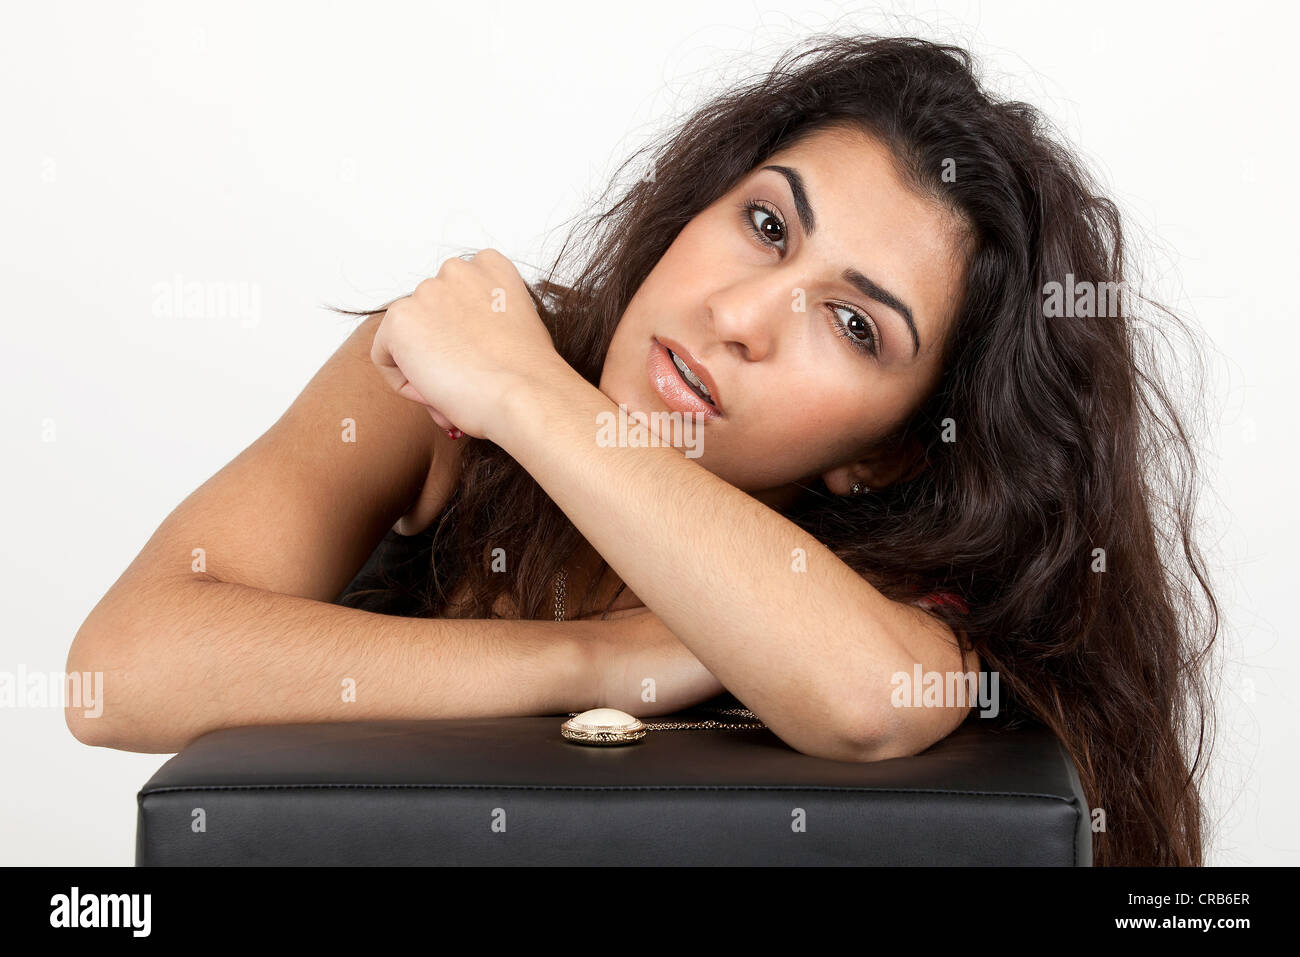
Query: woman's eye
743 200 786 250
831 304 880 356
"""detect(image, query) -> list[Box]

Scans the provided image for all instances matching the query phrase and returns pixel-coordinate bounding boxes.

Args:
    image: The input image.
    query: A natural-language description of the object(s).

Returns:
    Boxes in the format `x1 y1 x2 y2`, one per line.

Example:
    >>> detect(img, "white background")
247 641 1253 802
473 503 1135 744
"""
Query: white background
2 0 1295 865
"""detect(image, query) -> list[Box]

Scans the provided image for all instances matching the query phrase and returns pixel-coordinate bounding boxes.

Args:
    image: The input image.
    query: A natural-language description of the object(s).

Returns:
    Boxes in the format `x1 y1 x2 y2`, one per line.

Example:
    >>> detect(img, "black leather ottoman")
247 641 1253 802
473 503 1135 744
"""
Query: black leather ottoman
135 712 1091 866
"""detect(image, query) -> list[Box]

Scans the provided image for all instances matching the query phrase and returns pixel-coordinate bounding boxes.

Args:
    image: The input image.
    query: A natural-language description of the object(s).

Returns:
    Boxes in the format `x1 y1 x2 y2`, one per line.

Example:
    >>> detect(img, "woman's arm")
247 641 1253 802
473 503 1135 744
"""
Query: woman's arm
66 313 591 751
494 368 977 763
67 575 595 753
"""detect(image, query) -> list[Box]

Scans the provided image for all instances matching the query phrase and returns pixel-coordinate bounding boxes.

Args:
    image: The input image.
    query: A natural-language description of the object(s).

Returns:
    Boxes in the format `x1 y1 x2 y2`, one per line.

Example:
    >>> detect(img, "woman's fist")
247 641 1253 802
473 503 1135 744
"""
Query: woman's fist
369 249 569 442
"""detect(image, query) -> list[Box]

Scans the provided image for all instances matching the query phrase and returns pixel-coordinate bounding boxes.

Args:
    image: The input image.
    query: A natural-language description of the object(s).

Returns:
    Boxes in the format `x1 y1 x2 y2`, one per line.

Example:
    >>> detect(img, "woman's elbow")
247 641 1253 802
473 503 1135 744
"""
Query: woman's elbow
66 696 190 753
842 702 972 763
65 631 183 753
794 694 966 763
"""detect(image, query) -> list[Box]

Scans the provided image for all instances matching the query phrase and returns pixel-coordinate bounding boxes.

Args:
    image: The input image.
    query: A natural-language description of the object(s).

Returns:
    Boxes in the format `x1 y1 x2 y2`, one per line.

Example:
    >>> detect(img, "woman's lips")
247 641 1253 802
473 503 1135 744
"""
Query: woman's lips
657 335 723 411
647 338 724 419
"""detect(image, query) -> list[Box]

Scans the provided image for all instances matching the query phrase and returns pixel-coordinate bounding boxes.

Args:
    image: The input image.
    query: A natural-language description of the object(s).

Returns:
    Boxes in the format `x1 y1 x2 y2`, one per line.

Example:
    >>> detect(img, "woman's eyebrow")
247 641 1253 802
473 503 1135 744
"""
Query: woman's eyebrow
760 163 922 359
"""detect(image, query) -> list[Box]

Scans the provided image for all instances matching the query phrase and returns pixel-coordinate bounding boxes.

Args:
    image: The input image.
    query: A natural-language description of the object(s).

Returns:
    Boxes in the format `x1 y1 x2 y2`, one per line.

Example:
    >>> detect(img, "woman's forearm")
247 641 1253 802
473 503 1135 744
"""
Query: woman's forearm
494 368 919 762
66 577 595 753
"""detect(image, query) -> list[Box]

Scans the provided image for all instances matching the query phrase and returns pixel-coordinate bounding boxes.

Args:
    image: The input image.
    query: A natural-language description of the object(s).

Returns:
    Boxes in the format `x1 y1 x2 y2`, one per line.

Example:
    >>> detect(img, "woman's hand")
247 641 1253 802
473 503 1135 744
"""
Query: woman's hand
369 249 572 442
585 607 726 715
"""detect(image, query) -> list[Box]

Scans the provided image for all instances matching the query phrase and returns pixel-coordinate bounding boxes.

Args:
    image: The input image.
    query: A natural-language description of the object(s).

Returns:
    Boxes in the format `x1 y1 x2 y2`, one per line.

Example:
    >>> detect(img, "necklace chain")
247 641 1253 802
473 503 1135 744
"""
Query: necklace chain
554 568 566 622
563 708 765 731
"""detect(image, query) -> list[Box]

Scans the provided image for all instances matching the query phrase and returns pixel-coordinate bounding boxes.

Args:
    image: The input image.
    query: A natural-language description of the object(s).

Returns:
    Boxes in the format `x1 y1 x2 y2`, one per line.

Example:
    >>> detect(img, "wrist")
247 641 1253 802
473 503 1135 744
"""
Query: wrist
562 620 606 712
489 355 591 450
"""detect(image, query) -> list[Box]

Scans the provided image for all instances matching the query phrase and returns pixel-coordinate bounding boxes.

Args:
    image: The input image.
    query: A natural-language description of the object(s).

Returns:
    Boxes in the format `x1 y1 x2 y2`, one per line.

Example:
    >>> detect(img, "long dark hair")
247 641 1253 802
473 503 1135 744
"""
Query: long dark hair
329 34 1220 866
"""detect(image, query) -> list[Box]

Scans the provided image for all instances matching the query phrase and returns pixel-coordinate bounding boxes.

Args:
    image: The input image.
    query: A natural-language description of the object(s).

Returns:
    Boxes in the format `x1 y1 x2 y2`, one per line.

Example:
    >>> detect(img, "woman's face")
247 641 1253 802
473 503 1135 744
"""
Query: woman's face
598 124 971 505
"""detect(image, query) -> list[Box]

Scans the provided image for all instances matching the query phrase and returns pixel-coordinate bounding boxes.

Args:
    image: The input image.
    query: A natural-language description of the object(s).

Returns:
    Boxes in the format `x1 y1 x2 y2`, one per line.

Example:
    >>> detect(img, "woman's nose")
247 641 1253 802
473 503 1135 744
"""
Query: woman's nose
705 275 795 361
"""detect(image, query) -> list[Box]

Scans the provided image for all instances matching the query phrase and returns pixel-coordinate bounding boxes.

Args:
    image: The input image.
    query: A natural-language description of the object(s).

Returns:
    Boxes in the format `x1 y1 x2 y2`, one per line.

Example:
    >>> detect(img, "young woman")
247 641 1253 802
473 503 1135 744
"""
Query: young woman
68 35 1219 867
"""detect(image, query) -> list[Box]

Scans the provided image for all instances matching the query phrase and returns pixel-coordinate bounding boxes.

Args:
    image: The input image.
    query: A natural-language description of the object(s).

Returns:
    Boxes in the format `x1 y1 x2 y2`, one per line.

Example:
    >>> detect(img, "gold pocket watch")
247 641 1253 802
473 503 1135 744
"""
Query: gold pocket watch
560 705 765 746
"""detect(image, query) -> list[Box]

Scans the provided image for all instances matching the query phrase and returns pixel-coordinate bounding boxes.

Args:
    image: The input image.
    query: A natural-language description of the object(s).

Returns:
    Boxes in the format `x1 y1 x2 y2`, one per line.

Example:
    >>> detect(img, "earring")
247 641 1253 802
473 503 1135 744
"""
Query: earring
850 482 871 495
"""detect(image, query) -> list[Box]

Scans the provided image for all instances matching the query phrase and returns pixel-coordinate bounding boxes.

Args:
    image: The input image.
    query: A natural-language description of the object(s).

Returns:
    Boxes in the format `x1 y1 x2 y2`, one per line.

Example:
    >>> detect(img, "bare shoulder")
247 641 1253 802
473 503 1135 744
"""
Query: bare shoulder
94 312 465 606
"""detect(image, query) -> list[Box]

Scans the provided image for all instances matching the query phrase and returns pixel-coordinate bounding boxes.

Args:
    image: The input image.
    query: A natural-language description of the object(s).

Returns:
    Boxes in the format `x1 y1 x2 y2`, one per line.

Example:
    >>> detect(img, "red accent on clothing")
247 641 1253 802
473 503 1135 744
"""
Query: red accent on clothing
915 591 970 615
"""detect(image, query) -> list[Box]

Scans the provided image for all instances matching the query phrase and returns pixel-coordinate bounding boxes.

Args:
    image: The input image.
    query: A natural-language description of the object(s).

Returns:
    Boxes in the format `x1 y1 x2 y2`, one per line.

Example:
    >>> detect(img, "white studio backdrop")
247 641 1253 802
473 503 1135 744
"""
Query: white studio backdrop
2 0 1295 865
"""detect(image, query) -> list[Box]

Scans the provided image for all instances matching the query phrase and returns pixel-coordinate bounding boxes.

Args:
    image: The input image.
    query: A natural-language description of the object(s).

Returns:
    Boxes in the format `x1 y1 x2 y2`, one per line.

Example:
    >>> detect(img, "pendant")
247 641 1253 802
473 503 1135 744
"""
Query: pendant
560 708 647 746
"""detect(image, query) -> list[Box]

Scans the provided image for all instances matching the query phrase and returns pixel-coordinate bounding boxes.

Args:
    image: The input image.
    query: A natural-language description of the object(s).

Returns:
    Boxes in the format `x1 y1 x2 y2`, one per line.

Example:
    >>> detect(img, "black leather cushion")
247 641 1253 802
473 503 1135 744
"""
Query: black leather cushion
136 712 1091 866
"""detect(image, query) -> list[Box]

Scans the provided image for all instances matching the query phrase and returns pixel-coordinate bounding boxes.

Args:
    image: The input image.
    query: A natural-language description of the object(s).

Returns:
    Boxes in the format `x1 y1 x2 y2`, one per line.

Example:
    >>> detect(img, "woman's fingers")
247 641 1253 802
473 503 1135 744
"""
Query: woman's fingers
396 381 426 405
420 404 454 431
427 408 463 438
373 311 464 438
423 406 463 439
398 380 462 437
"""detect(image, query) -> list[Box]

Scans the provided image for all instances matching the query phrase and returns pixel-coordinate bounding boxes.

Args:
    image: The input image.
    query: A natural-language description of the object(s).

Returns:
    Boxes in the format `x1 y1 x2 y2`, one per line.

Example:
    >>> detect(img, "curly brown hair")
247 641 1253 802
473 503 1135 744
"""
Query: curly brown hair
330 34 1220 866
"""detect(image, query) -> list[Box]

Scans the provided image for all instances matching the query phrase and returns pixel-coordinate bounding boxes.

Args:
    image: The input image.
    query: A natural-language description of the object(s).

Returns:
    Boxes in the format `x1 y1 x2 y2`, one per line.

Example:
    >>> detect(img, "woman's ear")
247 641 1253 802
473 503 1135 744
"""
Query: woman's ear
821 435 928 495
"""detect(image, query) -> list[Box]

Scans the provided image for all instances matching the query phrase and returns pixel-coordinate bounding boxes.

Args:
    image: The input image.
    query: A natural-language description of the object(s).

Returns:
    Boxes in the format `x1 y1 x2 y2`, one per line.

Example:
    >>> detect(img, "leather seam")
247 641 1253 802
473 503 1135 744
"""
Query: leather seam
139 784 1075 802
